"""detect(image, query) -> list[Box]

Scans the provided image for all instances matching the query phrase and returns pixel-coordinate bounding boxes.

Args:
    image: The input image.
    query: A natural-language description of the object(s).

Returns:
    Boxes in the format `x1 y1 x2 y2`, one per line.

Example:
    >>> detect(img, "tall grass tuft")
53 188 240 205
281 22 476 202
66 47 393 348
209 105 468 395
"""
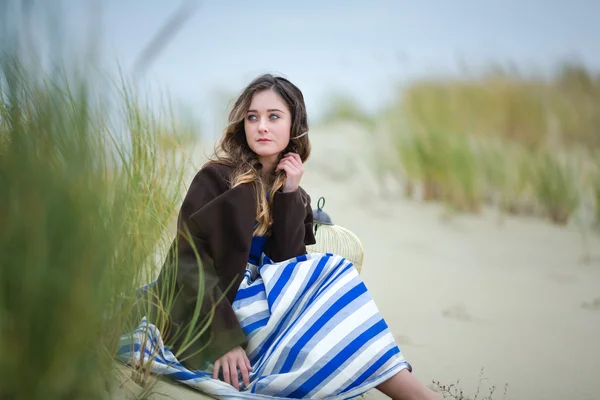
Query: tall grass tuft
0 54 204 399
442 132 482 212
478 140 536 215
530 150 580 225
400 129 448 202
395 129 482 212
594 155 600 228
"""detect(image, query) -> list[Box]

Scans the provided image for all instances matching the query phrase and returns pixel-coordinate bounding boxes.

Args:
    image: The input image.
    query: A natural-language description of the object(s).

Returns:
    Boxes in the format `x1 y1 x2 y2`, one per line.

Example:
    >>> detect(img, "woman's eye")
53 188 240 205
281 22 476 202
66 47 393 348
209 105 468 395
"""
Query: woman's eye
247 114 279 121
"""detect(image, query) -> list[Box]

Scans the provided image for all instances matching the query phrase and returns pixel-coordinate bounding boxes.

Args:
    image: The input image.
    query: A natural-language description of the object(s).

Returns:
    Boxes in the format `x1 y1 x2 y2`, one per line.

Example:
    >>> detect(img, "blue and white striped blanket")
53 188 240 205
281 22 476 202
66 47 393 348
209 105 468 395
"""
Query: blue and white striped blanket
117 252 411 399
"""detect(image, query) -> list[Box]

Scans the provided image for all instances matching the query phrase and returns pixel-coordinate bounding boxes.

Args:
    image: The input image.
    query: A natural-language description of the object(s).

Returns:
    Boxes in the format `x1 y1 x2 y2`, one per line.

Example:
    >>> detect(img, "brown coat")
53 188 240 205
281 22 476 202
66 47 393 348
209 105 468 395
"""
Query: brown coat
154 162 316 370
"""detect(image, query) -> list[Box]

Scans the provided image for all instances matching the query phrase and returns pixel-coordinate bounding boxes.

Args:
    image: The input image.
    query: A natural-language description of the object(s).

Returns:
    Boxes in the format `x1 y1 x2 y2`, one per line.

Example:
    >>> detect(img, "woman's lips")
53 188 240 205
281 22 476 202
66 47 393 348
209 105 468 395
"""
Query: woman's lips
257 138 271 143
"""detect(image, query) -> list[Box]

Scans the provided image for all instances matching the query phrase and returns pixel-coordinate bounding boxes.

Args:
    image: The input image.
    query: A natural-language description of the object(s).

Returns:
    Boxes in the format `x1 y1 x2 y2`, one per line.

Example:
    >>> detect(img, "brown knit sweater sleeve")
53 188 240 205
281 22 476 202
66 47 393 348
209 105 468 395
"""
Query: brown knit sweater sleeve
158 163 256 369
264 187 316 262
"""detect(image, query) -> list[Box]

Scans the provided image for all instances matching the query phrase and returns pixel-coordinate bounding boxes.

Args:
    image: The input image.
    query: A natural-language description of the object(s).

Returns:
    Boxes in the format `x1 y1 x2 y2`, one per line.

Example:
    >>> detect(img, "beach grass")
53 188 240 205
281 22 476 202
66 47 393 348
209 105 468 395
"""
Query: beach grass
529 149 580 225
594 155 600 228
322 62 600 227
0 51 206 399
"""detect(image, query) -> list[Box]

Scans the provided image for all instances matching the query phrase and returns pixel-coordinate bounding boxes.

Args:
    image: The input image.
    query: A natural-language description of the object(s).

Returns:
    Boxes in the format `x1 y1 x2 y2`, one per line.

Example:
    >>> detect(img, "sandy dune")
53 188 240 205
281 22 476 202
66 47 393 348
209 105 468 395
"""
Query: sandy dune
116 122 600 399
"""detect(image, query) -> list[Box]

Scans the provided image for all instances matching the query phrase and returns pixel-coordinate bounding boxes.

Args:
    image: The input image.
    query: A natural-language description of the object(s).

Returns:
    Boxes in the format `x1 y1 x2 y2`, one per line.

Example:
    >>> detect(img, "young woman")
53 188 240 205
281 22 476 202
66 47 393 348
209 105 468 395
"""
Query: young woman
152 74 438 399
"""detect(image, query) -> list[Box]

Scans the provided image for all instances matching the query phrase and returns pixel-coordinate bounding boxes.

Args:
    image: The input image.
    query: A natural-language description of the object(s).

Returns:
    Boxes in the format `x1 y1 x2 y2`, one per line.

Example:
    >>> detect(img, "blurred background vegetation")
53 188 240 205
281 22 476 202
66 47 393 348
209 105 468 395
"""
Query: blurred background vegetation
323 63 600 228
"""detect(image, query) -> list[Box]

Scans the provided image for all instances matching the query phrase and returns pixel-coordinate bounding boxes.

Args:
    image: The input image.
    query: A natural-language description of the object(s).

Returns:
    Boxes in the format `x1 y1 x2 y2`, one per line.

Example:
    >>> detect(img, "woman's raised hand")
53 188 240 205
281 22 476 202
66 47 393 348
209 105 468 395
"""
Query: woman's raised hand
276 152 304 193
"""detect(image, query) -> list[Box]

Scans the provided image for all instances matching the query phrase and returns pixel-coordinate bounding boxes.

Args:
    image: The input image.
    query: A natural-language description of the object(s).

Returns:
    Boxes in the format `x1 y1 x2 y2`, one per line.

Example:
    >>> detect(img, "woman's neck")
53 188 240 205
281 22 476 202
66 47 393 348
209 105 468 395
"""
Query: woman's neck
259 155 278 176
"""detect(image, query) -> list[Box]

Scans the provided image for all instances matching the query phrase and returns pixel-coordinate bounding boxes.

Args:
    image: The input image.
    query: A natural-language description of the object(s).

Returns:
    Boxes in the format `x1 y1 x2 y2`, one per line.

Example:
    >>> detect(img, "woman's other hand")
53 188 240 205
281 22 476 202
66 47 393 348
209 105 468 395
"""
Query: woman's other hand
212 346 252 390
276 152 304 193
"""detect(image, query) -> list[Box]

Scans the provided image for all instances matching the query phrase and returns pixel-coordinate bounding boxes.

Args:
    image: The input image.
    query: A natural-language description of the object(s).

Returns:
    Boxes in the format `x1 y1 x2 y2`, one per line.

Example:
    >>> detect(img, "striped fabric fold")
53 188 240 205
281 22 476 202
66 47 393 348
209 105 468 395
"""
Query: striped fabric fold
117 252 411 399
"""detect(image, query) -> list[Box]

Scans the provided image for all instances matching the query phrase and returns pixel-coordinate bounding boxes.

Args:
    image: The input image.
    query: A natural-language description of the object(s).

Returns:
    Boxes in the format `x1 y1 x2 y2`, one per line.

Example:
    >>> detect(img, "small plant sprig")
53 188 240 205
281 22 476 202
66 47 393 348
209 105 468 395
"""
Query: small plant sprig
430 368 509 400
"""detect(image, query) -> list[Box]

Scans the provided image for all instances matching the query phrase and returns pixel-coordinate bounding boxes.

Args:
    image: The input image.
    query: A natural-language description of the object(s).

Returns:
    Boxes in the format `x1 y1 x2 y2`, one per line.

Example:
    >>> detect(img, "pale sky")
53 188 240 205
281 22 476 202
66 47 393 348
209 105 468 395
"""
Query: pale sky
6 0 600 135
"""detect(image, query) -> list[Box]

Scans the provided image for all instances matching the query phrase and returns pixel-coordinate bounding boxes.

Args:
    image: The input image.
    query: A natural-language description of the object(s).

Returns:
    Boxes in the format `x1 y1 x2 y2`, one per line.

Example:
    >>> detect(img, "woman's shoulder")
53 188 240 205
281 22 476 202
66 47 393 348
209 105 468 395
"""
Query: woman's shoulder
199 161 235 177
188 161 235 192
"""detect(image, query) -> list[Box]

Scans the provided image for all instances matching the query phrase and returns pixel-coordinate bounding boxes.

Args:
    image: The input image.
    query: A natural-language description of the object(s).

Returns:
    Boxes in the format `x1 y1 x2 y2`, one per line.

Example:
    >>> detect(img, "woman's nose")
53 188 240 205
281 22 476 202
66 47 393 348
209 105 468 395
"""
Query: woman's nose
258 118 268 133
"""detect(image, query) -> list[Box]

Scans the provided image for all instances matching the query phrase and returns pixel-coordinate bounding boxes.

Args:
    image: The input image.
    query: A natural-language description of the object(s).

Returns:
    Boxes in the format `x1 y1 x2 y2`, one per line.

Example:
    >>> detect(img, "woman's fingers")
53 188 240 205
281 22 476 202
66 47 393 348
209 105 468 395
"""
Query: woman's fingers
212 346 253 391
277 160 298 174
230 361 240 390
287 152 303 166
213 360 221 380
222 360 231 385
280 158 300 170
238 358 250 388
286 156 303 170
284 152 302 164
282 153 303 173
278 153 304 193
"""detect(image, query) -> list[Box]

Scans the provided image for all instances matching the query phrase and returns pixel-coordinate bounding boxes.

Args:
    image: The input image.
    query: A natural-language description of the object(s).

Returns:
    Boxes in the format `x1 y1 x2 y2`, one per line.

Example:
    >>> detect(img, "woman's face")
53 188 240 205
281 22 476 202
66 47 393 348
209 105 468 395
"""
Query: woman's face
244 89 291 165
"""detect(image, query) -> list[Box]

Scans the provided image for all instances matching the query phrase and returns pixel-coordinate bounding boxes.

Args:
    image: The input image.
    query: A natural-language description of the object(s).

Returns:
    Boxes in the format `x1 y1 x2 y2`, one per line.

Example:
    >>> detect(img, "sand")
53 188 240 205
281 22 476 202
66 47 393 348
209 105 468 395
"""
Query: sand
116 122 600 399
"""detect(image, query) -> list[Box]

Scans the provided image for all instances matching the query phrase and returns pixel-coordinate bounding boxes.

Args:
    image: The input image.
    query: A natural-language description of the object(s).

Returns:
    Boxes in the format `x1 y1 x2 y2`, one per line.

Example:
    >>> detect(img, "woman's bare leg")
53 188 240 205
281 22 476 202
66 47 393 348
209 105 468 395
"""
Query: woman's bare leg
376 369 440 400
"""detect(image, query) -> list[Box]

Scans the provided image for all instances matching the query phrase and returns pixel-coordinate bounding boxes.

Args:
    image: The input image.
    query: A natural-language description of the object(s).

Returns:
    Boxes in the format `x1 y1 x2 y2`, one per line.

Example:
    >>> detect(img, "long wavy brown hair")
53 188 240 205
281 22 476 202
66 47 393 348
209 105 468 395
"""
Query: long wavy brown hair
207 74 311 236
